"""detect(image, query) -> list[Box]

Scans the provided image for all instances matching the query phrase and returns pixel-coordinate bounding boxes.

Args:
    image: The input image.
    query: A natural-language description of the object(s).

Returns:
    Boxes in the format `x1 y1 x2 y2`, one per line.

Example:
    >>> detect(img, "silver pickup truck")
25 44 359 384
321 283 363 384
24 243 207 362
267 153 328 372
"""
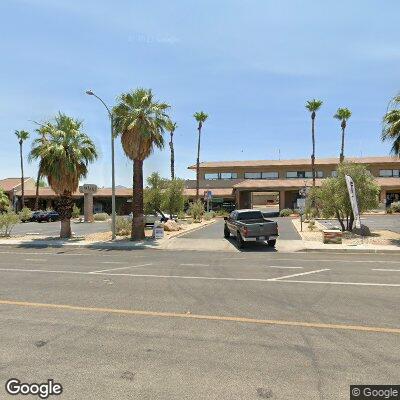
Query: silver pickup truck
224 209 279 248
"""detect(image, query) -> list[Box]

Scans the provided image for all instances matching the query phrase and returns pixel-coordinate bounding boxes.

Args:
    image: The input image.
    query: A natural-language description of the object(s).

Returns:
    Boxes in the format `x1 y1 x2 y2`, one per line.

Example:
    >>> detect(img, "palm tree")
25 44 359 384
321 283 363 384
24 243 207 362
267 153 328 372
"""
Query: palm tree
382 95 400 156
14 130 30 209
113 88 170 240
29 113 97 238
305 99 323 188
334 107 352 162
166 120 177 180
194 111 208 199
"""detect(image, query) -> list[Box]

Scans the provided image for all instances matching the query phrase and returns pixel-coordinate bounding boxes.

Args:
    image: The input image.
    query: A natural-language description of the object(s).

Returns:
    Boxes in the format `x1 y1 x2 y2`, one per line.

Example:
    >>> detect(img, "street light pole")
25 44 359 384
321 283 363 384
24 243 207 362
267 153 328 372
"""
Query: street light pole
86 90 116 240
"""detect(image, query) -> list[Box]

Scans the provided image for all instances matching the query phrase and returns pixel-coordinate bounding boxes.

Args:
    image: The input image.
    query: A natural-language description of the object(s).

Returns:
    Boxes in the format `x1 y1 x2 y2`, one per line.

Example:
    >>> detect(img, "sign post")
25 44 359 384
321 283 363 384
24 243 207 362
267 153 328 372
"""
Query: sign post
79 184 98 223
345 175 361 229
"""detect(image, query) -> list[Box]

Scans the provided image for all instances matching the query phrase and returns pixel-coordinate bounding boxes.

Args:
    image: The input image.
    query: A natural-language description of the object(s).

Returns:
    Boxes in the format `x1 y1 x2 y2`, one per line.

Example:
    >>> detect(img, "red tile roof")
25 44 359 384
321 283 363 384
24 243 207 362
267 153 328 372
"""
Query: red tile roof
0 177 32 192
15 187 132 198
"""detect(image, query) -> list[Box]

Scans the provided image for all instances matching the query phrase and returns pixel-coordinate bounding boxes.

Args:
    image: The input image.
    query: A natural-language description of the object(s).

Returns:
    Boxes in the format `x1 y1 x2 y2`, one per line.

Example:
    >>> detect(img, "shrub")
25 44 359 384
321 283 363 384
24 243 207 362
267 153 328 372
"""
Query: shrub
386 207 393 214
177 211 187 220
188 200 204 222
0 207 20 237
390 201 400 213
72 204 81 218
115 216 131 236
279 208 292 217
215 209 229 218
93 212 109 221
18 207 32 222
308 220 316 231
203 211 215 221
0 188 9 212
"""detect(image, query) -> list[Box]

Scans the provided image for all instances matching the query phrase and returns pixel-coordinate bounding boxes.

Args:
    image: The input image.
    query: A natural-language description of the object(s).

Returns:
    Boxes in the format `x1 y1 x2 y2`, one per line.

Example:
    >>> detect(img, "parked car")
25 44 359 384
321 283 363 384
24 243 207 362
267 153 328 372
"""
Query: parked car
29 211 46 222
224 209 279 248
127 212 172 225
36 211 60 222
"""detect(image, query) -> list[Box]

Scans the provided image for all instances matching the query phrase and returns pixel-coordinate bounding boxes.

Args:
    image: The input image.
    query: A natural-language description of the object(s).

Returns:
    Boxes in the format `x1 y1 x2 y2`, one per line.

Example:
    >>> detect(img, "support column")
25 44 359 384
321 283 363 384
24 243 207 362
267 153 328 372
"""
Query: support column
279 190 286 211
380 189 387 204
84 193 94 222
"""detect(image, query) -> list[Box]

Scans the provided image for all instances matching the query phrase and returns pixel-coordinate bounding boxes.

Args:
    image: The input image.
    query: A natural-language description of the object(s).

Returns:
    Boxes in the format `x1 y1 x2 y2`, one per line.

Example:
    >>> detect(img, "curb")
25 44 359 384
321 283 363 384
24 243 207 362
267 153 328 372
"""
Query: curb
300 247 400 254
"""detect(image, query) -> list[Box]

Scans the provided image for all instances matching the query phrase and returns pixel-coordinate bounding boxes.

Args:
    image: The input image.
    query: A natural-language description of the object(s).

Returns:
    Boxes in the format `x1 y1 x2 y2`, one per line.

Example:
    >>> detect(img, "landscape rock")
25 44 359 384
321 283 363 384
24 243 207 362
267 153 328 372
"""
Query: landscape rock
163 219 182 232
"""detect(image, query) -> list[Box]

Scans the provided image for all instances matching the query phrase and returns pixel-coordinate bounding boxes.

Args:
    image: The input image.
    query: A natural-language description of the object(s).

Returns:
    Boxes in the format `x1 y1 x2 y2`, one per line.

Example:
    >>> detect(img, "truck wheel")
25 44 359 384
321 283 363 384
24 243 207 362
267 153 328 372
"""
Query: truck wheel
224 225 230 238
267 239 276 247
236 232 245 249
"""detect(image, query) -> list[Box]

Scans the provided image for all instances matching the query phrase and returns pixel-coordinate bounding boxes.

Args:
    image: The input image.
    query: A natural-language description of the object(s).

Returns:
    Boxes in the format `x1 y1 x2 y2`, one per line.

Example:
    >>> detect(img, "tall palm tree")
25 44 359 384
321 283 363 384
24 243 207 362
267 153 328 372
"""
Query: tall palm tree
334 107 352 162
305 99 323 188
113 88 170 240
382 95 400 156
166 120 177 180
14 130 30 209
194 111 208 199
29 113 97 238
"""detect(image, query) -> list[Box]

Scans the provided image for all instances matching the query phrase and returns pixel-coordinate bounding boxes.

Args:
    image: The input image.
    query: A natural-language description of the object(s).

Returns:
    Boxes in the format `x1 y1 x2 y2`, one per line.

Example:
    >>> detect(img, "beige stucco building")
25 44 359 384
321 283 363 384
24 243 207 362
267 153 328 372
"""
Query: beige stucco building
185 156 400 210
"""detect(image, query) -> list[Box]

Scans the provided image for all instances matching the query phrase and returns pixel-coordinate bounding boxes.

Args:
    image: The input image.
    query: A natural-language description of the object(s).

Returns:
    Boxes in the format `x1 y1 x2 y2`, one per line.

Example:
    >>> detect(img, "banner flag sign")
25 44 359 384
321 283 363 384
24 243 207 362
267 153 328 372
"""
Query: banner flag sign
345 175 361 229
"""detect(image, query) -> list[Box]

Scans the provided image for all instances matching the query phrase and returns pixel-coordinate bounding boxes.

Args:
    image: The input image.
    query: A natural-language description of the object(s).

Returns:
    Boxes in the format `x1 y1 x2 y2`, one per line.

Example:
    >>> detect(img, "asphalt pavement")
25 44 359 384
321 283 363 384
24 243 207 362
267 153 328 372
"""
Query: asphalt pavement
180 217 301 241
0 246 399 399
11 220 110 237
320 214 400 232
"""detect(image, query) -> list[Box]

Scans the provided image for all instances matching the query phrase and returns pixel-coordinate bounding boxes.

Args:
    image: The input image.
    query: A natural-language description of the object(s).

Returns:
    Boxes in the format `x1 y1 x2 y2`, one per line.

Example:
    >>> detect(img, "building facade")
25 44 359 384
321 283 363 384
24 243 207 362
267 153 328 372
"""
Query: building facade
185 156 400 210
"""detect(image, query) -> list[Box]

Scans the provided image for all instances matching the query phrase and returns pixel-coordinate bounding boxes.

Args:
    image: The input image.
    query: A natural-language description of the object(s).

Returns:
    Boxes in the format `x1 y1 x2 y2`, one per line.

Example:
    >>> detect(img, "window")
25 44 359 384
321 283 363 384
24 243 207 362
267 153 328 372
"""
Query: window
286 171 323 179
244 172 262 179
331 170 337 177
204 173 219 180
262 172 279 179
220 172 238 180
380 169 400 177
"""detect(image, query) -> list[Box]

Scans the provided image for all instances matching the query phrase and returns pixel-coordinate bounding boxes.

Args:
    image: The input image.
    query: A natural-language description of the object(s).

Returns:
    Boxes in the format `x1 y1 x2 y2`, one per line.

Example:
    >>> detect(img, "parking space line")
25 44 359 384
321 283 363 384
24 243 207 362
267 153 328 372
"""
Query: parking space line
0 299 399 335
276 279 400 287
89 263 153 273
372 269 400 272
270 269 330 281
99 261 126 265
180 263 210 267
24 258 47 262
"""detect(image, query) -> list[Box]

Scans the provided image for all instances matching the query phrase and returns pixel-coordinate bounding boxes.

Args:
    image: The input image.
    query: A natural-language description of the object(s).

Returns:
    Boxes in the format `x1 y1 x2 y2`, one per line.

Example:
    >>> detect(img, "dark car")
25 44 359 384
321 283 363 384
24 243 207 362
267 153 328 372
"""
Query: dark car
36 211 60 222
29 211 45 222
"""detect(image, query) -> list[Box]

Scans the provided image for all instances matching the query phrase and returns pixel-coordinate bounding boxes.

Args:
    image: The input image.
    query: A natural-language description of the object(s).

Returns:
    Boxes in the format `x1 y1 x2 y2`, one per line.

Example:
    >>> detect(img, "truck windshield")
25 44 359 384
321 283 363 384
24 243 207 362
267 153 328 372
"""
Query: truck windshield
237 211 263 220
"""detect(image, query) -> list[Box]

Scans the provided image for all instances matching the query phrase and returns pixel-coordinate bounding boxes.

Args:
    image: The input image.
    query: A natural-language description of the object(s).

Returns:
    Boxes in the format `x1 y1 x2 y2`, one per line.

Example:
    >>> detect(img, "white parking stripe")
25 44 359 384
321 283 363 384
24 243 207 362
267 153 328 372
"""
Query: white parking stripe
90 263 153 273
277 279 400 288
372 269 400 272
24 258 47 262
270 269 330 281
180 263 210 267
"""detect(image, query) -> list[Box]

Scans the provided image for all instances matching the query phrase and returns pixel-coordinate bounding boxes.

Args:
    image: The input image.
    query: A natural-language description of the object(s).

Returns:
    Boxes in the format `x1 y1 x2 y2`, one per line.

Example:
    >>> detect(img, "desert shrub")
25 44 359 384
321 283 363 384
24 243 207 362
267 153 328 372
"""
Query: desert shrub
390 201 400 213
386 207 393 214
0 207 20 237
94 212 109 221
0 188 9 212
177 211 187 220
115 216 131 236
188 200 204 222
279 208 292 217
308 220 316 231
72 204 81 218
203 211 215 221
18 207 32 222
215 209 229 217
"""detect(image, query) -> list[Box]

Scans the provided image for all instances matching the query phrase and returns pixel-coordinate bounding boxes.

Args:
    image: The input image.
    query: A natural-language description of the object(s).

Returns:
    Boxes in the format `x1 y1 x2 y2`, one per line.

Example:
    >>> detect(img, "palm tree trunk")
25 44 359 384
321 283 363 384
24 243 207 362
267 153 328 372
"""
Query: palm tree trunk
57 192 73 238
340 123 345 163
196 124 202 200
19 141 24 210
169 132 175 180
132 159 145 240
311 116 316 188
34 167 41 211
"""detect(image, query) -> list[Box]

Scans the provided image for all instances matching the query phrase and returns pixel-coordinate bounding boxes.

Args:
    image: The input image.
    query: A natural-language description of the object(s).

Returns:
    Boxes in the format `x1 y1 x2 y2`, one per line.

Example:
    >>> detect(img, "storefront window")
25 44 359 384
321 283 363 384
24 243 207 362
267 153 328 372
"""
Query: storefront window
244 172 262 179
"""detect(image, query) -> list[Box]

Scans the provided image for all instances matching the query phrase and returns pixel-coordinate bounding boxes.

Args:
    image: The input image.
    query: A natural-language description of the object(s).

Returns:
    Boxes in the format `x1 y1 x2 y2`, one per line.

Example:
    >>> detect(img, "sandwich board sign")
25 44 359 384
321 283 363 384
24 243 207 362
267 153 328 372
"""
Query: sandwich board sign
345 175 361 229
153 224 164 239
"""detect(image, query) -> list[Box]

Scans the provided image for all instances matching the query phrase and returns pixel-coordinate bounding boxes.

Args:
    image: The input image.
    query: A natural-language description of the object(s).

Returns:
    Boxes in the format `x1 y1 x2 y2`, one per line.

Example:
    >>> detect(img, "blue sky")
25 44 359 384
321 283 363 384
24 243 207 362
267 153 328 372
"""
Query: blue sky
0 0 399 187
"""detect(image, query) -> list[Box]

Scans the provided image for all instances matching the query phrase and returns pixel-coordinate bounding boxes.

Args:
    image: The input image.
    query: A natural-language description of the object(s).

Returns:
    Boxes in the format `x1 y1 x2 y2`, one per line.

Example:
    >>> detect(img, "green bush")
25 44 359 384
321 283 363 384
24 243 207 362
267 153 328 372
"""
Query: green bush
308 220 316 231
390 201 400 213
188 200 204 222
115 216 131 236
72 204 81 218
386 207 393 214
93 212 109 221
0 207 20 237
215 209 229 217
18 207 32 222
177 211 187 220
279 208 292 217
203 211 215 221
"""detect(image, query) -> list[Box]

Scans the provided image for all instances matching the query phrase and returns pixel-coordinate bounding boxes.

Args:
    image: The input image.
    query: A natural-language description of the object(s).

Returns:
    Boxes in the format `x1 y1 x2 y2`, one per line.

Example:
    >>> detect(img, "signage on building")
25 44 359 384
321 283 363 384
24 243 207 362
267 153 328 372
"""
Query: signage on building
204 190 212 200
79 184 98 194
345 175 361 229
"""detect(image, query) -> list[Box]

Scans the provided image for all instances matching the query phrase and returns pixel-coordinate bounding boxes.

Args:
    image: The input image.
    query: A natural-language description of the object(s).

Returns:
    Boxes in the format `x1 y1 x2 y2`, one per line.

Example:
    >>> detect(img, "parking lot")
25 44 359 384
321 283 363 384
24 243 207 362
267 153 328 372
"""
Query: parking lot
0 247 399 399
319 214 400 233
